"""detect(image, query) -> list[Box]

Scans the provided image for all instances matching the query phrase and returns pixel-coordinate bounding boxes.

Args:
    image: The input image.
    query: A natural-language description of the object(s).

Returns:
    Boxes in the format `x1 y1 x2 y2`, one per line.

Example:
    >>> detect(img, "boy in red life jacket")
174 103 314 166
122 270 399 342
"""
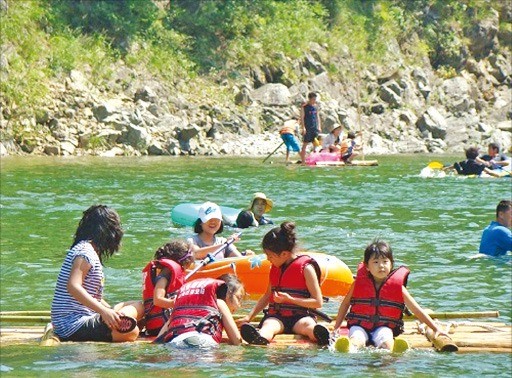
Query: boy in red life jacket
142 240 195 336
333 240 448 352
237 222 330 346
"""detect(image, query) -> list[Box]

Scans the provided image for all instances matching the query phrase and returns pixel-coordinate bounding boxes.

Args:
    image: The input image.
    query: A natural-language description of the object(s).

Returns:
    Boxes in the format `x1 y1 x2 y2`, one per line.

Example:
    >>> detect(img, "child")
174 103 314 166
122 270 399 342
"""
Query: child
477 142 510 169
321 124 343 153
446 146 500 177
155 274 244 347
340 131 362 163
237 222 330 346
188 202 248 259
142 240 195 336
236 192 274 229
51 205 142 342
300 92 322 163
333 240 448 352
279 119 301 164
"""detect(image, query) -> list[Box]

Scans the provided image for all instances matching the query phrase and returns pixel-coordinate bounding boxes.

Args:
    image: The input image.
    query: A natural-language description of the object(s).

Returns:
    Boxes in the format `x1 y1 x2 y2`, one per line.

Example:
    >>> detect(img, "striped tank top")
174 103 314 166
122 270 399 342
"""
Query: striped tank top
51 240 104 338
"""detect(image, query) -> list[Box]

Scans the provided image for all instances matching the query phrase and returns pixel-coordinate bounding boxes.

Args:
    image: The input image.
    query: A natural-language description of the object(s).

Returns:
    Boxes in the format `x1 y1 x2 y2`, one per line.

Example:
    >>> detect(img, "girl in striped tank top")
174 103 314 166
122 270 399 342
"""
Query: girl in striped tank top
51 205 142 342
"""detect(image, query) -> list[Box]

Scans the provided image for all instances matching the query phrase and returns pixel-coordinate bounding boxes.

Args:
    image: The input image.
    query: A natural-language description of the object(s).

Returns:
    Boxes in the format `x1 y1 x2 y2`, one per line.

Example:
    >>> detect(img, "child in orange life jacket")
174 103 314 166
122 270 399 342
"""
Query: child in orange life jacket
155 274 244 348
142 240 195 336
333 240 448 352
237 222 330 346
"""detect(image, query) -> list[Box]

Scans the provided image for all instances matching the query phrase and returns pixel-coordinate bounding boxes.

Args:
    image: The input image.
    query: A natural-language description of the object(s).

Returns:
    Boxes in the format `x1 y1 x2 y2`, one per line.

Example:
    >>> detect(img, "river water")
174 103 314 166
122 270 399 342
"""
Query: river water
1 155 511 377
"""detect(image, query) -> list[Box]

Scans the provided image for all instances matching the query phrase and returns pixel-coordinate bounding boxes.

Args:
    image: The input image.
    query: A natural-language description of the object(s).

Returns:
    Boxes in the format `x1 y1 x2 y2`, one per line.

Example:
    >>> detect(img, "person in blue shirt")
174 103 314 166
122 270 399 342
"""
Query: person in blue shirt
479 200 512 256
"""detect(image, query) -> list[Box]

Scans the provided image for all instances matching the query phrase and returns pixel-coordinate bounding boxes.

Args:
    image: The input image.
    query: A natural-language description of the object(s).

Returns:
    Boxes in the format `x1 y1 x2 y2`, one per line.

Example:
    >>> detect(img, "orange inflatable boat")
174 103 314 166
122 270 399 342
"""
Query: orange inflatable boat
186 252 353 298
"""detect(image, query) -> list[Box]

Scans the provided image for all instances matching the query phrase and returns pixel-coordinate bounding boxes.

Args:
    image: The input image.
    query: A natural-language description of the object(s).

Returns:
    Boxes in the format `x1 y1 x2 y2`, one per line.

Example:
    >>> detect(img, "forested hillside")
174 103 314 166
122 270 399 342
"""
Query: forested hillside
1 0 510 156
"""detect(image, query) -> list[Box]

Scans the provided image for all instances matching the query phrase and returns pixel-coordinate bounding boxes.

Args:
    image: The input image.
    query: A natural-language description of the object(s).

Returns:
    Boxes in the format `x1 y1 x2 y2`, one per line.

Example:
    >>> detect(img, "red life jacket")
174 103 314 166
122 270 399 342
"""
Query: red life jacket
347 263 410 336
267 255 323 318
142 259 186 335
157 278 224 343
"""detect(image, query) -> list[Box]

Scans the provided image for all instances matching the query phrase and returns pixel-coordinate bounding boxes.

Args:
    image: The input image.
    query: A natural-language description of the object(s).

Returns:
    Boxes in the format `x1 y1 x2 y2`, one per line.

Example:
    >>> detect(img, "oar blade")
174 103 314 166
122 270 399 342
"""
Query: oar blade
428 161 444 169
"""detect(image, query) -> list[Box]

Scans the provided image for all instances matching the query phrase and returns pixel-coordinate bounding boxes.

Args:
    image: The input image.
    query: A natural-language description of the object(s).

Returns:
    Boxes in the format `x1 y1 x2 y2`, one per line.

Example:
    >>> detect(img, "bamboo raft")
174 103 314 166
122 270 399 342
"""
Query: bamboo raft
1 311 510 353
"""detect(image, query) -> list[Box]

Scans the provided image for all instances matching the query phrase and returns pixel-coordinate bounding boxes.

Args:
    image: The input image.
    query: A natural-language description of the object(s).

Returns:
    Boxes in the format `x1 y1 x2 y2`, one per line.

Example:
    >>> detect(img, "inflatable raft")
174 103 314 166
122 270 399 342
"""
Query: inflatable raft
305 152 378 166
171 203 240 227
185 251 353 298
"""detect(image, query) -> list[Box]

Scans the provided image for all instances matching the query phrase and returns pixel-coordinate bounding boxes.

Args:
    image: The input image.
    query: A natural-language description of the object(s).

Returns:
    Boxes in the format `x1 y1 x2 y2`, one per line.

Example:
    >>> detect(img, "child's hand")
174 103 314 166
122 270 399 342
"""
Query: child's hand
235 316 251 328
243 249 255 256
229 233 241 243
433 329 450 339
100 307 121 330
273 291 292 303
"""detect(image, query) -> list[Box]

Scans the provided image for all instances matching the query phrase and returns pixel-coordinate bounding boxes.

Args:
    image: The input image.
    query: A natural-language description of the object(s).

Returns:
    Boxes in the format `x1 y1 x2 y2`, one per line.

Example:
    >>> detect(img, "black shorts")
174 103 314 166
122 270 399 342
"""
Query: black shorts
259 312 316 334
303 130 319 143
59 313 113 342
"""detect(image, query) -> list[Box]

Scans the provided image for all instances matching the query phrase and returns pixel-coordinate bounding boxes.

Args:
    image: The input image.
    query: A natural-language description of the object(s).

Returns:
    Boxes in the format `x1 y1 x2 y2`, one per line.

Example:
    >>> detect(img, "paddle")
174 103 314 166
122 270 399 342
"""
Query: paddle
262 141 284 163
427 161 445 169
185 232 242 280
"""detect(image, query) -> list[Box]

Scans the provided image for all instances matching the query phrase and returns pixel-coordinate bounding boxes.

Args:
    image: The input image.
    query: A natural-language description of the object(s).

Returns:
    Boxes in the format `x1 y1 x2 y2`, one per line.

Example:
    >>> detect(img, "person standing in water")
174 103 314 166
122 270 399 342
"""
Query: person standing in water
299 92 322 164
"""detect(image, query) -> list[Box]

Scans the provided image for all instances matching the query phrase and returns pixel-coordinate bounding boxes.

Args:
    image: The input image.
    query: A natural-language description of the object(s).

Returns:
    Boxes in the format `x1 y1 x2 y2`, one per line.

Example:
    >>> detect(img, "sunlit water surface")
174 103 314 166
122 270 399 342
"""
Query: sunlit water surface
1 155 510 377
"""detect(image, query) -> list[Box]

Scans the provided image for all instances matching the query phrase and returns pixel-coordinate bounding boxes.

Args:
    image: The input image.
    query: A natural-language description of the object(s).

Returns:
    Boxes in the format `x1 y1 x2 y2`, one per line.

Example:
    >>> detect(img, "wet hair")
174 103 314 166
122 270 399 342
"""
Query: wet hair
488 142 500 152
154 240 194 269
308 92 317 99
72 205 123 264
347 131 356 139
216 274 245 302
465 147 480 160
496 200 511 218
262 221 297 255
193 218 224 234
364 240 394 267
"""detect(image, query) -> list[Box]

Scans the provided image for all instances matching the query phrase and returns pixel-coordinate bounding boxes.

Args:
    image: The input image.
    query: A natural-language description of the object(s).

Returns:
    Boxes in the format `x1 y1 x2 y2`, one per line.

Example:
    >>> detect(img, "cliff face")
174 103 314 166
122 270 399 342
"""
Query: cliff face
1 1 511 157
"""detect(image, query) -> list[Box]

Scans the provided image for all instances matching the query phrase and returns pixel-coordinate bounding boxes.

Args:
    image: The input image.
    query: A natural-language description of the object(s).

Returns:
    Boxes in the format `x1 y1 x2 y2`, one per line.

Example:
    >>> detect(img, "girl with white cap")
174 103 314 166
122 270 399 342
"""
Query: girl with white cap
188 202 246 260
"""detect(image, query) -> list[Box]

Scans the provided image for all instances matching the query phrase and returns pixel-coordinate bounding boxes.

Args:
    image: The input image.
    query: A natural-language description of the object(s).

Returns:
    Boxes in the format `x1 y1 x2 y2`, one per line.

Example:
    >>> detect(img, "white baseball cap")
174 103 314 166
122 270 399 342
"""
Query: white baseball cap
198 202 222 223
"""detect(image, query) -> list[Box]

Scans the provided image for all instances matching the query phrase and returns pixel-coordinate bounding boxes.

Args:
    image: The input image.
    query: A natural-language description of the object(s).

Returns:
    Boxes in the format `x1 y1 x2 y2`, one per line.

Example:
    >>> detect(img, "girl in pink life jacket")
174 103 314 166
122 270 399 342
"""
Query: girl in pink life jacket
237 222 330 346
333 240 448 352
142 240 195 336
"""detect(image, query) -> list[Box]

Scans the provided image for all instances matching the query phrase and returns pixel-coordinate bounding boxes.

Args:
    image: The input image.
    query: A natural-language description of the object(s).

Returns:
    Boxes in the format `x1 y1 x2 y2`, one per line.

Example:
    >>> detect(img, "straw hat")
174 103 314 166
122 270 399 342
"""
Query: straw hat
251 192 273 213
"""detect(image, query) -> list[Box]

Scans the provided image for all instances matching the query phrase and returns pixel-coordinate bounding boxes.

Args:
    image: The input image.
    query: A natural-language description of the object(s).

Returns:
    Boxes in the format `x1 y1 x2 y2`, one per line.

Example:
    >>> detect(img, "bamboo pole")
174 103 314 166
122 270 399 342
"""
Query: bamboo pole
0 310 500 324
425 328 459 352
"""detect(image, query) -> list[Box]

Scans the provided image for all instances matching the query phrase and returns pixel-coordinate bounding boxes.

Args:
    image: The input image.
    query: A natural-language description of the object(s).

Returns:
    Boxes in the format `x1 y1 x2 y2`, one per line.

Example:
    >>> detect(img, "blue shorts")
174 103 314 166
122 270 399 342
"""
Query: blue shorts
281 133 300 152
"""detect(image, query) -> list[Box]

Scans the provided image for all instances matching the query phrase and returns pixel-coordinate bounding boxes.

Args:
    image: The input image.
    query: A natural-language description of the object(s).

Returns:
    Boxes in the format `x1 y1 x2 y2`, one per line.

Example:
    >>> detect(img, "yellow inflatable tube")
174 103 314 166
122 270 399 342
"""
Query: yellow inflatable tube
186 252 353 298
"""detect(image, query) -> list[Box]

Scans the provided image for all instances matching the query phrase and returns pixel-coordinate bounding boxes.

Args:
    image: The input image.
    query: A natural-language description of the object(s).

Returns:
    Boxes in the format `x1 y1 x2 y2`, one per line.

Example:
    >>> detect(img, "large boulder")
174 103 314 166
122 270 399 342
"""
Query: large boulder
252 84 291 106
416 107 448 139
120 124 151 150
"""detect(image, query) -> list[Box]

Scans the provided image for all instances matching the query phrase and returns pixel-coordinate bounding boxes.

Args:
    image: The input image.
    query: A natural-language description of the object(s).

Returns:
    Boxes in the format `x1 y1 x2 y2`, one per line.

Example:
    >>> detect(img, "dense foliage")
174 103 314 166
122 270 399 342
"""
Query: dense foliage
0 0 507 124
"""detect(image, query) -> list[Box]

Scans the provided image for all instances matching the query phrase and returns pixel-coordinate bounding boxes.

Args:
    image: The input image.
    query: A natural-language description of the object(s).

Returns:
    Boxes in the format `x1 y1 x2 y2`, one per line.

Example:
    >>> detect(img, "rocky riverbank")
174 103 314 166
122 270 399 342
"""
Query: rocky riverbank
1 6 511 158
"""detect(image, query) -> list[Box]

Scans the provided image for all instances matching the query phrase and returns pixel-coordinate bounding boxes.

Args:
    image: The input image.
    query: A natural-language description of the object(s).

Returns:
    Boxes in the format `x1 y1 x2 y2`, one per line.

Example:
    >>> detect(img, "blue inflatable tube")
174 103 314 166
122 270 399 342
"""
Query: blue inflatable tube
171 203 241 227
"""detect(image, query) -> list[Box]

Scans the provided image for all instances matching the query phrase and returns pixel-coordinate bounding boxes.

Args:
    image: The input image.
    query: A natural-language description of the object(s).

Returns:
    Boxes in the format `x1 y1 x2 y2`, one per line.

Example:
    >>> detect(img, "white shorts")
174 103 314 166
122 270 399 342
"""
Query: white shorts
348 325 394 348
168 331 218 349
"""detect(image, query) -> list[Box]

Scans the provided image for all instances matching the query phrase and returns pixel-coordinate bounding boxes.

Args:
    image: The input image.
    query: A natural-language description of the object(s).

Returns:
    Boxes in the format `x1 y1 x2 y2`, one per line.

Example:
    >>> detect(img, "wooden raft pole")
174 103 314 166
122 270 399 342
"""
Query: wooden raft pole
425 328 459 352
0 310 500 324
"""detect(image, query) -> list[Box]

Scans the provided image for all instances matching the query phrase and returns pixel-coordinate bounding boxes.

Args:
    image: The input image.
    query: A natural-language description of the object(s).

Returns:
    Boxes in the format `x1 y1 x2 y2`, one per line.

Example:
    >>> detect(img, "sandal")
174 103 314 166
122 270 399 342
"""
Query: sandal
313 324 330 346
116 315 137 333
241 323 269 345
